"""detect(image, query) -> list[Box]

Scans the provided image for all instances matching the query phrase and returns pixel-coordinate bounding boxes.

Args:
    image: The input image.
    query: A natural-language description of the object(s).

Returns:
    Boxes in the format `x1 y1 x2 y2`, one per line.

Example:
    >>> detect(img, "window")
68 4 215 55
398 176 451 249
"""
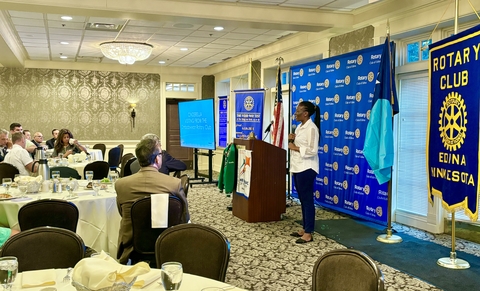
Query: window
406 39 431 63
165 82 195 92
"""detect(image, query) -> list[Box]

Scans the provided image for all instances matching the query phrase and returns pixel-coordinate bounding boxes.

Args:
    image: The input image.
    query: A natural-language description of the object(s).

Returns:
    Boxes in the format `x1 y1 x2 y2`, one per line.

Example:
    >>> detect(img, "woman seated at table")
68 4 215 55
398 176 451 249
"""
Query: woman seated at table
52 128 87 158
0 227 19 247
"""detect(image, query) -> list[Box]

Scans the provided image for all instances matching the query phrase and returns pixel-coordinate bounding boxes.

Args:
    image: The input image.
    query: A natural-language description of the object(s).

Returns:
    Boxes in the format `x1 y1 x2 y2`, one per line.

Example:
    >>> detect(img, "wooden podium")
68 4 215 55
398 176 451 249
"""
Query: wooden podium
232 138 286 222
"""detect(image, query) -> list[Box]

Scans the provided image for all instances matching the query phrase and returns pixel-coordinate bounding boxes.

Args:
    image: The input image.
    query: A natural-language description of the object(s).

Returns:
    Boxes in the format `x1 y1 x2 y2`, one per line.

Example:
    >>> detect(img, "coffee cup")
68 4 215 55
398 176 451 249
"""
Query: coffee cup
69 138 75 145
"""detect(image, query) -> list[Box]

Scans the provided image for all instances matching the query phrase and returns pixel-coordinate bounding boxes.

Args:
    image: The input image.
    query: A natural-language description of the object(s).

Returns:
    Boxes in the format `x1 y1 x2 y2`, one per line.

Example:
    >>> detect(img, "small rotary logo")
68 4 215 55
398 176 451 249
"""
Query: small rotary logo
334 94 340 103
333 162 338 171
316 65 321 73
315 96 320 104
366 110 371 120
222 100 227 109
357 55 363 65
376 206 383 217
315 190 320 198
356 92 362 102
307 82 311 90
292 85 296 92
354 200 359 210
299 69 304 77
355 128 361 138
342 180 348 190
345 75 350 85
333 195 339 204
364 185 370 195
343 146 349 155
323 144 329 153
323 176 328 185
244 96 254 111
354 165 360 174
335 60 340 69
368 72 375 82
344 111 350 120
324 112 329 121
439 91 467 151
325 79 330 88
333 128 339 137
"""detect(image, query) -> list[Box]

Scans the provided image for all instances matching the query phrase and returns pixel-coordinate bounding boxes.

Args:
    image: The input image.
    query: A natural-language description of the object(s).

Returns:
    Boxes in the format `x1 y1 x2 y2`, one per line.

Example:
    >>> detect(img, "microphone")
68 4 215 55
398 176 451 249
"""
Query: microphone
264 121 274 133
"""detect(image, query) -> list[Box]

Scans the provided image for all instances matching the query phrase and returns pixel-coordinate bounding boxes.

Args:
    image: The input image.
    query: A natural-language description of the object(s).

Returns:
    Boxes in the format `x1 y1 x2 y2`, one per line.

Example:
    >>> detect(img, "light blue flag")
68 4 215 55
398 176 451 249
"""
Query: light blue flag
363 38 399 185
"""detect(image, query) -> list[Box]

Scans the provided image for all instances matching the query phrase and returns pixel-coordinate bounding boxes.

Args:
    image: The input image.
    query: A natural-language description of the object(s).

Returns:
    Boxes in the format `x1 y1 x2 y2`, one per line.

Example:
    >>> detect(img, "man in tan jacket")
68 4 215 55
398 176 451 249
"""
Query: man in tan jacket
115 137 190 264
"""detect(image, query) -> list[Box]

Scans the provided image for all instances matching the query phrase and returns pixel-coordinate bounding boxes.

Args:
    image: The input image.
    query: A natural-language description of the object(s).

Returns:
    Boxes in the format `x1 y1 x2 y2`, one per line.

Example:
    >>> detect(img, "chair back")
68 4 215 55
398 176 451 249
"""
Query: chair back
155 223 230 282
117 144 124 160
120 153 135 177
312 249 384 291
49 166 81 179
0 162 20 181
130 196 185 266
123 157 137 177
92 143 106 159
130 159 141 175
108 147 122 171
180 174 190 197
84 161 110 180
0 226 85 272
18 199 79 232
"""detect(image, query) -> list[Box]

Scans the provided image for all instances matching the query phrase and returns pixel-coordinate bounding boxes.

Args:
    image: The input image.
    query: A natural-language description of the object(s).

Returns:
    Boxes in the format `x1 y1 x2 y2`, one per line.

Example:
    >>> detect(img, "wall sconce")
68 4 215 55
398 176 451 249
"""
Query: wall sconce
130 103 137 128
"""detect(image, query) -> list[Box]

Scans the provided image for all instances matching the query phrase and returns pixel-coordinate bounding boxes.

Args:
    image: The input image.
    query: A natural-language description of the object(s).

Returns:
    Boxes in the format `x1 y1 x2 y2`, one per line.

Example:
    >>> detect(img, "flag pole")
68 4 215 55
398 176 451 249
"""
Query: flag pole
436 0 469 269
377 19 402 244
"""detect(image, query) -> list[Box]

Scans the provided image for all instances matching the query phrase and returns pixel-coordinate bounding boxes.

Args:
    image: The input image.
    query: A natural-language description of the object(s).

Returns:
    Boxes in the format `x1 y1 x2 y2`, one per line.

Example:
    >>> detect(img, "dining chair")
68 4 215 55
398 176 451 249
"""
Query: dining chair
49 166 81 179
155 223 230 282
129 158 141 175
119 153 135 177
0 162 20 181
0 226 85 272
179 174 190 197
130 195 185 267
117 144 124 161
107 146 122 173
92 143 106 159
123 157 137 177
18 199 79 232
312 249 384 291
83 161 110 180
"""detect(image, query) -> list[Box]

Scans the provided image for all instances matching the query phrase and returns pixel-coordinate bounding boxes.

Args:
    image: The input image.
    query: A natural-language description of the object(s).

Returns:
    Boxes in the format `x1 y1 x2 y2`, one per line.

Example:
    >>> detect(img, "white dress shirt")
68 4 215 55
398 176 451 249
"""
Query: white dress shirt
290 119 320 174
4 144 33 176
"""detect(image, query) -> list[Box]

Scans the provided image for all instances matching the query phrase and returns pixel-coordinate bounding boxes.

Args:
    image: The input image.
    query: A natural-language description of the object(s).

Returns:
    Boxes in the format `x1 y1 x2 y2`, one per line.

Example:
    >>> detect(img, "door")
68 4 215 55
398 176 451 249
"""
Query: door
166 99 193 169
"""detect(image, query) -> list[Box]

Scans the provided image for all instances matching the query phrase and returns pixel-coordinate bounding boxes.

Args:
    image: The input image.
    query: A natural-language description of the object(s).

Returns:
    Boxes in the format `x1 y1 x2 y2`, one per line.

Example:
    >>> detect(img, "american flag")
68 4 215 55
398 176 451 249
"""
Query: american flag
272 64 284 147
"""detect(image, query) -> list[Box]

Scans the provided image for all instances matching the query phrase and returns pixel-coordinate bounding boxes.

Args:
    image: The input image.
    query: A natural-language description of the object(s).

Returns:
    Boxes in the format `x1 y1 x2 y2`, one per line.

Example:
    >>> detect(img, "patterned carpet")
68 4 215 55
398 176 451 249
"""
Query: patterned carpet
185 175 480 291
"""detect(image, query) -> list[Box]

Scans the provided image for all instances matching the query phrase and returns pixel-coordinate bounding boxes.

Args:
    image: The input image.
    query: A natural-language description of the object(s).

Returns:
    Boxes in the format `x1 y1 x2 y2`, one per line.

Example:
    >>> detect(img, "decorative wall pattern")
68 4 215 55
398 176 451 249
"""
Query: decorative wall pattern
0 68 160 140
329 25 375 57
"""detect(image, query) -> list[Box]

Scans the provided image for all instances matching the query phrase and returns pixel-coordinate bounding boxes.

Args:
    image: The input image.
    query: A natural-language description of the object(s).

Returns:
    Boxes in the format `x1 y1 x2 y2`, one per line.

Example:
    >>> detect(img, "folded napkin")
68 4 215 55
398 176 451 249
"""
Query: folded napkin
151 194 169 228
21 269 56 288
72 251 150 290
132 269 162 289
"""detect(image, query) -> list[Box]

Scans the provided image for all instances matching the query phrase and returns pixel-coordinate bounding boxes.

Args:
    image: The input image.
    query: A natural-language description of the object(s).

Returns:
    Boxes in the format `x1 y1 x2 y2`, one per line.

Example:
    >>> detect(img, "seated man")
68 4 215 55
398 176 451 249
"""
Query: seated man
0 129 10 162
115 137 190 264
9 123 36 156
46 128 59 149
0 227 19 248
4 132 38 176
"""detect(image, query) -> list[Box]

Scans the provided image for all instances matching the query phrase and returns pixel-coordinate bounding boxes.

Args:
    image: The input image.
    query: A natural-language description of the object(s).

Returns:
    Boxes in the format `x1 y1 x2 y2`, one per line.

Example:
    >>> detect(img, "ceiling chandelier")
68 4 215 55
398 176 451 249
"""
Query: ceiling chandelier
100 41 153 65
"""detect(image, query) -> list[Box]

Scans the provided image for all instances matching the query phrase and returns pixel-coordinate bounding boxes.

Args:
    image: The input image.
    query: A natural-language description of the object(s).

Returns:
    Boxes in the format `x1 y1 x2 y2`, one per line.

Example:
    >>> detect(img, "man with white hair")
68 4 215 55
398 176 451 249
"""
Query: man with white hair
0 129 9 162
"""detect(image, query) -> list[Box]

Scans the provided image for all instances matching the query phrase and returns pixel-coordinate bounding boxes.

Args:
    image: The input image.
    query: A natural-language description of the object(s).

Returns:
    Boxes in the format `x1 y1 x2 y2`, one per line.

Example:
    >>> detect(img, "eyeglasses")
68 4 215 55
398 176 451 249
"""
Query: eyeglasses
157 152 163 157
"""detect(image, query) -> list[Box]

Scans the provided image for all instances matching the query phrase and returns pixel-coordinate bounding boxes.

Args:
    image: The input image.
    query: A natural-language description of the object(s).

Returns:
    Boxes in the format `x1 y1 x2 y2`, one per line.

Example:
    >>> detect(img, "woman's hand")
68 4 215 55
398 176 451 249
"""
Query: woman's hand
288 133 296 140
288 142 299 151
64 149 74 157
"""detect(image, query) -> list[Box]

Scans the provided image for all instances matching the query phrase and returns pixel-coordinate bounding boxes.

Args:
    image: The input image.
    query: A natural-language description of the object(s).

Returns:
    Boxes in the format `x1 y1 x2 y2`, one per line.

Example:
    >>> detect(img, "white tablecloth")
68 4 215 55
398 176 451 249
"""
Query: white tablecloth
12 269 246 291
87 148 103 161
0 188 121 255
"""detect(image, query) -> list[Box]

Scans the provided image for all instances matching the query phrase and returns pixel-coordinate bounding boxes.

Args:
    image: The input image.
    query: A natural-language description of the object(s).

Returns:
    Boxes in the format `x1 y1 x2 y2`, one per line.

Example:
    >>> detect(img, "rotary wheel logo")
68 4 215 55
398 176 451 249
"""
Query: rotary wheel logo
366 110 371 120
356 92 362 102
343 146 349 155
344 111 350 120
345 75 350 85
354 165 360 174
342 180 348 190
355 128 361 138
299 69 304 77
376 206 383 217
323 176 328 185
316 65 321 73
315 190 320 198
244 96 254 111
357 55 363 65
292 85 296 92
323 144 328 153
324 112 329 121
368 72 375 82
333 128 339 137
354 200 359 210
315 96 320 104
333 195 339 204
307 82 311 90
438 92 467 151
334 94 340 103
325 79 330 88
333 162 338 171
335 60 340 69
364 185 370 195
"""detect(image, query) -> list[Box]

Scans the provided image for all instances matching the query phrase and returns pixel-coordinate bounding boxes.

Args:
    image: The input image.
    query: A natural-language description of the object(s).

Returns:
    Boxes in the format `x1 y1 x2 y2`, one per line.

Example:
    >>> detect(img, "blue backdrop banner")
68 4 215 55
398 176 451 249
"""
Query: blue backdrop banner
218 96 228 148
290 44 388 225
428 24 480 222
235 90 265 139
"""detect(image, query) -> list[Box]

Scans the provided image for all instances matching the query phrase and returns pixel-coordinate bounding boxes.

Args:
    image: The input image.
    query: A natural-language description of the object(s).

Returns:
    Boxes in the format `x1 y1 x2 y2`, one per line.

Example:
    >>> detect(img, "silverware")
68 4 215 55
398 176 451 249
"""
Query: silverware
62 267 73 283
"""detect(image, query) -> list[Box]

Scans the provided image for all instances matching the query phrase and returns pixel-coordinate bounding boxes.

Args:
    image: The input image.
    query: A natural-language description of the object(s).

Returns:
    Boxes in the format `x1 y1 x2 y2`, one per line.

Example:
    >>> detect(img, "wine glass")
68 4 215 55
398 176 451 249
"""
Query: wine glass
2 178 12 194
109 171 118 193
52 171 60 180
18 181 28 198
161 262 183 291
85 171 94 182
0 256 18 291
92 180 101 196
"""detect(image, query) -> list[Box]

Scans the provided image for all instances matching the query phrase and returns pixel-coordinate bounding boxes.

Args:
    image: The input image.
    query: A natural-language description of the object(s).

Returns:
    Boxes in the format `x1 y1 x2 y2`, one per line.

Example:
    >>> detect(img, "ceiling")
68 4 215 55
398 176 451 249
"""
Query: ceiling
0 0 385 68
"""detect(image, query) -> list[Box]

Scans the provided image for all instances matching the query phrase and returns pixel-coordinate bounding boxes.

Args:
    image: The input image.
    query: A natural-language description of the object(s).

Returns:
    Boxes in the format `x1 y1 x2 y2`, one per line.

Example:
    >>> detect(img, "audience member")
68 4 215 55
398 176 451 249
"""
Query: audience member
115 136 190 264
4 132 38 176
9 123 36 155
0 129 10 162
23 130 31 140
52 128 87 158
0 227 19 248
46 128 59 149
32 132 45 148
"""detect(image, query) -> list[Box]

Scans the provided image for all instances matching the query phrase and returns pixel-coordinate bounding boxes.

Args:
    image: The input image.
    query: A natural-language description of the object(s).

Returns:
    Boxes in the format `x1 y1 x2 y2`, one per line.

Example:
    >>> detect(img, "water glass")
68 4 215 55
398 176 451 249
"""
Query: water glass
0 256 18 291
52 171 60 180
18 181 28 198
92 180 100 196
65 181 76 199
2 178 12 194
161 262 183 291
85 171 94 182
109 171 118 193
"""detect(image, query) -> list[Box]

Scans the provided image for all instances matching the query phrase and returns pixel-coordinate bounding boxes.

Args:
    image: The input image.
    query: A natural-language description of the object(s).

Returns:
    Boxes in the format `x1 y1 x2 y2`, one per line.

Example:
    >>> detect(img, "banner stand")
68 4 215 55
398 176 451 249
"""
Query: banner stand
437 212 470 269
376 180 402 244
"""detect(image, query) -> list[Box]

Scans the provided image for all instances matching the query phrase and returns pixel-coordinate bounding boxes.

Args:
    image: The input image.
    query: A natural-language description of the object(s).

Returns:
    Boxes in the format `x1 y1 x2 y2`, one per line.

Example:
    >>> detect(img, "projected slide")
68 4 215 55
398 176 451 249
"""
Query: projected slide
178 99 216 150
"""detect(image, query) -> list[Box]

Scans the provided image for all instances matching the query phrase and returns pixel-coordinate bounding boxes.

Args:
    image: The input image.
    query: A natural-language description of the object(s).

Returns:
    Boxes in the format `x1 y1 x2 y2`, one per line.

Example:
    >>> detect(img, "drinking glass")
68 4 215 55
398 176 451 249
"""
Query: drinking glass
85 171 94 182
18 181 28 198
109 171 118 193
161 262 183 291
65 181 75 199
52 171 60 180
2 178 12 194
92 180 101 196
0 256 18 291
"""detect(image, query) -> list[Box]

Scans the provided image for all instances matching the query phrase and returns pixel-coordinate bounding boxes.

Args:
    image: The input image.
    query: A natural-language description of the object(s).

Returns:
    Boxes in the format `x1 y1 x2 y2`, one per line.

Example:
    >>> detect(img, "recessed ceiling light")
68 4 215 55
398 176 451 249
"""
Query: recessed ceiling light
180 48 188 51
158 61 166 64
60 56 68 59
60 41 69 45
61 16 73 21
214 26 224 31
